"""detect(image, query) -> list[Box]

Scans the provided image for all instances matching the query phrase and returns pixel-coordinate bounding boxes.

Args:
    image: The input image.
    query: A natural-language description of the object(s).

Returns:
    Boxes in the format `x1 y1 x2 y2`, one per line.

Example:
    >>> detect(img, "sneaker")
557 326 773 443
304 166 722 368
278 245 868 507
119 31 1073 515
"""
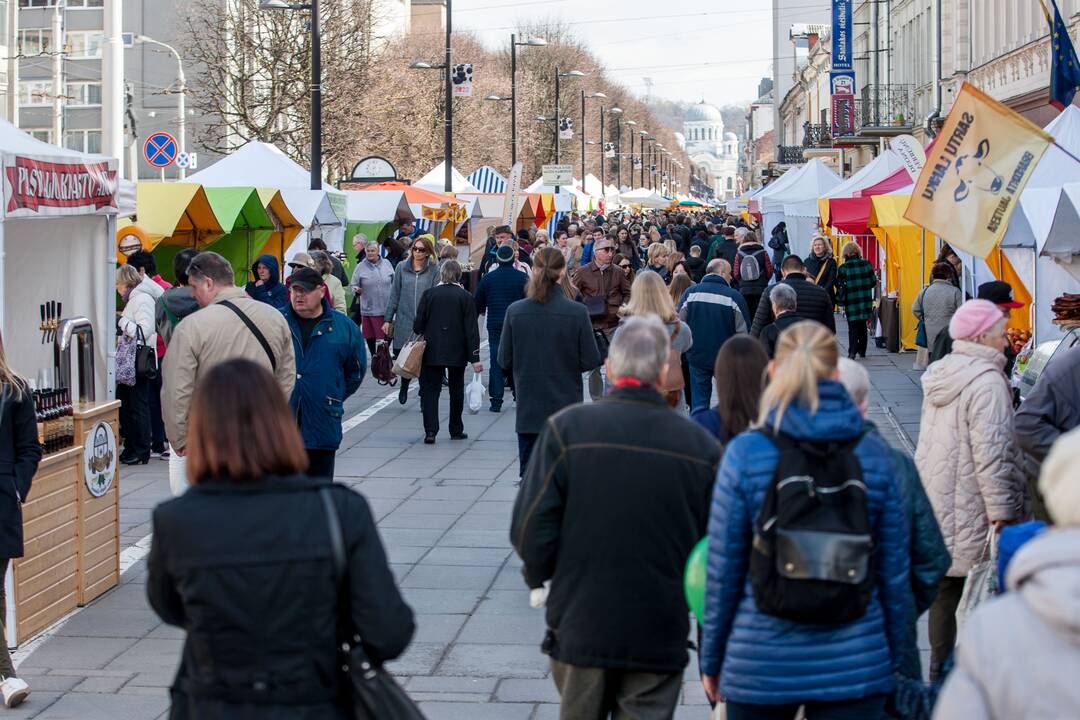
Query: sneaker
423 433 436 445
151 448 170 460
1 677 30 708
489 402 502 413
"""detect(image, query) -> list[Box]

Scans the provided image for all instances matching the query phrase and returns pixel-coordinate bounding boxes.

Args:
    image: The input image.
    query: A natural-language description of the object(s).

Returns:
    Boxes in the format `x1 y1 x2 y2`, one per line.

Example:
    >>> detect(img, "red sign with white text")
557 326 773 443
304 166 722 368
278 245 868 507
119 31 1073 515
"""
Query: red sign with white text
4 156 117 217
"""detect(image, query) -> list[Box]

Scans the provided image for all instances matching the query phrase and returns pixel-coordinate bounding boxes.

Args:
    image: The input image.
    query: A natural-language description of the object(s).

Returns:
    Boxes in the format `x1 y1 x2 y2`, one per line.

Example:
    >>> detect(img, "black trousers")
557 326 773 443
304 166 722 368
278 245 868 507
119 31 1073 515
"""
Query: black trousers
420 364 465 436
518 432 539 477
306 448 336 481
742 292 762 322
847 318 869 358
118 376 151 461
928 575 966 680
726 694 887 720
149 371 167 452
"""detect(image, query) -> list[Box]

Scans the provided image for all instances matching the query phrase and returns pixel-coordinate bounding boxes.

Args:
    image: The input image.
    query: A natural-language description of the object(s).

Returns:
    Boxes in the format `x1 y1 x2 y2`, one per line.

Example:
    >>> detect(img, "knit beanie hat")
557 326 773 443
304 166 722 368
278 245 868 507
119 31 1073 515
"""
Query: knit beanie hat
948 299 1004 341
1040 425 1080 526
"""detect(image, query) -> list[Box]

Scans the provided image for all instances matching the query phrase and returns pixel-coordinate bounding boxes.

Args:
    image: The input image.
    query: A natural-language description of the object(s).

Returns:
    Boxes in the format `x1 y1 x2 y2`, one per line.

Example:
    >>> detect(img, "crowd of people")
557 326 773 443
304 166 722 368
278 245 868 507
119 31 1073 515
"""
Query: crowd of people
0 201 1078 719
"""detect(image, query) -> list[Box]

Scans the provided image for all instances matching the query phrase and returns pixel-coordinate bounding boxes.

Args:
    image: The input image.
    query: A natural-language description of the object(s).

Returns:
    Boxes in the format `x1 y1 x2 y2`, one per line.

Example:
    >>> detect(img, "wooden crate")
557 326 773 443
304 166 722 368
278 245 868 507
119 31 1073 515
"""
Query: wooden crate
73 401 120 606
12 448 81 644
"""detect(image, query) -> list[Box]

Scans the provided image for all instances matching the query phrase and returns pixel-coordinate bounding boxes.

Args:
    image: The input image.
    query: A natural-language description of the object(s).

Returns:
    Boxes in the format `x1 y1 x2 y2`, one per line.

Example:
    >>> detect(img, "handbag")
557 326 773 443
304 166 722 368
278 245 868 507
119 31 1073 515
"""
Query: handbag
955 529 998 631
392 335 426 380
915 320 928 348
116 333 137 387
319 488 425 720
135 326 158 381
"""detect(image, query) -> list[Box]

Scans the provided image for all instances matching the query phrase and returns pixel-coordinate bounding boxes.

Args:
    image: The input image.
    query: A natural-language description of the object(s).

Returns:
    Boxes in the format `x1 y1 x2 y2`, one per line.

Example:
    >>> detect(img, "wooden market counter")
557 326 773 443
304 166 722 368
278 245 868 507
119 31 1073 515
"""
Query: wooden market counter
8 401 120 645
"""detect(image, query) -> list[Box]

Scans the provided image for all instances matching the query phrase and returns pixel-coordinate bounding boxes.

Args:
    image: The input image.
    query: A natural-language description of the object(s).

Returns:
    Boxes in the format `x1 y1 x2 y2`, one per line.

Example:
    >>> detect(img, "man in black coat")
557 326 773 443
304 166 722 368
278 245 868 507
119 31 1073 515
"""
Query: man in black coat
511 316 720 720
751 255 837 336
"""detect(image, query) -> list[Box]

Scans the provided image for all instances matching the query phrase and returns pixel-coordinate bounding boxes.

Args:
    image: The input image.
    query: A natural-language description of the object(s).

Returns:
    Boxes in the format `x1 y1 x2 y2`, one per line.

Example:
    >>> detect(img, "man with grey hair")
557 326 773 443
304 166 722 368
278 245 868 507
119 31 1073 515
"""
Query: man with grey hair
678 258 750 411
511 315 721 720
760 281 800 358
162 252 296 466
350 235 395 356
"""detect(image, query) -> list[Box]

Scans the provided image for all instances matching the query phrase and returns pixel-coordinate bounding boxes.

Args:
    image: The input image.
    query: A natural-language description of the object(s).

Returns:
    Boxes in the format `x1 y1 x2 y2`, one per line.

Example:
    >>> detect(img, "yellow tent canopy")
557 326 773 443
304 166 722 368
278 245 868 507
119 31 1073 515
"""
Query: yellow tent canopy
255 188 304 270
869 195 936 351
132 182 223 248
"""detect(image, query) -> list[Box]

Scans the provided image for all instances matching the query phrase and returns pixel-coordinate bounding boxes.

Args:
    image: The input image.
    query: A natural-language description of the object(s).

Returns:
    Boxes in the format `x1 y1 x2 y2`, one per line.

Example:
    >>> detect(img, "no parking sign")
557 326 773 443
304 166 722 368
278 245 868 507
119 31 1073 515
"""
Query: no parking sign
143 132 178 168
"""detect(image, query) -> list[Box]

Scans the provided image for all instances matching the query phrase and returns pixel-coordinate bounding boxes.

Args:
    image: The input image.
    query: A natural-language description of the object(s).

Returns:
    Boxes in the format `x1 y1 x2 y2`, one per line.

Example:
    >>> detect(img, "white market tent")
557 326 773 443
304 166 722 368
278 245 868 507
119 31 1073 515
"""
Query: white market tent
619 187 669 208
604 184 622 209
526 176 593 208
757 159 842 257
343 190 415 224
185 141 347 253
0 118 119 403
821 149 906 202
995 106 1080 341
583 173 604 198
414 162 481 194
466 165 507 193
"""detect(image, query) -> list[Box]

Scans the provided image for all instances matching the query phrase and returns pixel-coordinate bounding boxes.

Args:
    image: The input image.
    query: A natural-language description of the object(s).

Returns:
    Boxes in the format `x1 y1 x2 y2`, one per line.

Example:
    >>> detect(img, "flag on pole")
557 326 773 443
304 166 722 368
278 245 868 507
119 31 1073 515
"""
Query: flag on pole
1041 0 1080 110
904 82 1053 258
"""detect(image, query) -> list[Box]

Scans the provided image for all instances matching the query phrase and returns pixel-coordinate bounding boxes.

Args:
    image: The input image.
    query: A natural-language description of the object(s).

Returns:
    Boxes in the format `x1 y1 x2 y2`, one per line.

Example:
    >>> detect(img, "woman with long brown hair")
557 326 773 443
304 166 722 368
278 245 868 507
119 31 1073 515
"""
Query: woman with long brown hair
499 247 601 474
0 333 39 707
147 359 415 720
690 334 768 443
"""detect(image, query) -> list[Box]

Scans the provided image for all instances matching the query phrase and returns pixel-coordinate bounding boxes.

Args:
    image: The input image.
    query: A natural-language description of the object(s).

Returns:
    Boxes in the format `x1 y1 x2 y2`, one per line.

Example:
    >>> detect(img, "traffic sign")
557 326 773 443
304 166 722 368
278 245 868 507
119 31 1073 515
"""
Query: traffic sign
176 152 198 169
542 163 573 187
144 132 178 168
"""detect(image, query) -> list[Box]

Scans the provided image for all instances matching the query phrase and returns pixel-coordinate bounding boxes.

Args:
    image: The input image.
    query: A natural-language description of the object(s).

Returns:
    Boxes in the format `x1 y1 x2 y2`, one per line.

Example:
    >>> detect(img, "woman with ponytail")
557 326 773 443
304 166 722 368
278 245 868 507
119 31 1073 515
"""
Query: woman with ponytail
699 321 912 719
499 247 601 475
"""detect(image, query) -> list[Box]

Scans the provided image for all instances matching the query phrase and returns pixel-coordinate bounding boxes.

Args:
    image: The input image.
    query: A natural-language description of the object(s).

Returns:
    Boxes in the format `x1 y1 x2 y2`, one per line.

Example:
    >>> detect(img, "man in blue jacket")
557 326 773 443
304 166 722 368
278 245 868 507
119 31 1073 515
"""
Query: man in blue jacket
678 259 750 411
282 267 366 480
475 244 527 412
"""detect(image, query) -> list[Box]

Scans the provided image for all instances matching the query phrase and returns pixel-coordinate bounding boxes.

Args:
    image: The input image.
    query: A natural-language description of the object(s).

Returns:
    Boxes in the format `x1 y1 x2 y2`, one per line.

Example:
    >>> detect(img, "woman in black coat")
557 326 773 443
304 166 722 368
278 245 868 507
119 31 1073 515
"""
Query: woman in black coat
499 247 602 475
147 359 414 720
804 235 839 305
0 335 41 707
413 260 482 444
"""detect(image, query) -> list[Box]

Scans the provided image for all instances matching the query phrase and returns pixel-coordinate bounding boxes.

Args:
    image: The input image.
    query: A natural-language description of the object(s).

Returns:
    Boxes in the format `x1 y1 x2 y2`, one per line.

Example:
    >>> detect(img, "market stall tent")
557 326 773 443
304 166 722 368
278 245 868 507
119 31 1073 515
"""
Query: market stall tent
467 166 507 193
342 189 415 268
414 162 481 194
756 159 841 256
619 188 669 208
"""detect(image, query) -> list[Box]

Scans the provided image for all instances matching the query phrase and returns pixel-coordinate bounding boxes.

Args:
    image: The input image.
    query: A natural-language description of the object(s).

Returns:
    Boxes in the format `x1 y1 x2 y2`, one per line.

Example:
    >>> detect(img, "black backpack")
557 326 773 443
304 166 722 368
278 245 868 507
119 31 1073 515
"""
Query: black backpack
750 430 874 624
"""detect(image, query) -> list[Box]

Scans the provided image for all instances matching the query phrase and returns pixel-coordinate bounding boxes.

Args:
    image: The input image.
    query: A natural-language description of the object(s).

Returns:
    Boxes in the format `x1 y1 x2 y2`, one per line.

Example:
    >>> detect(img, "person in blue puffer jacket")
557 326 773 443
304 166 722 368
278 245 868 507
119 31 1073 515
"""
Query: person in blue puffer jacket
700 320 912 720
245 254 289 311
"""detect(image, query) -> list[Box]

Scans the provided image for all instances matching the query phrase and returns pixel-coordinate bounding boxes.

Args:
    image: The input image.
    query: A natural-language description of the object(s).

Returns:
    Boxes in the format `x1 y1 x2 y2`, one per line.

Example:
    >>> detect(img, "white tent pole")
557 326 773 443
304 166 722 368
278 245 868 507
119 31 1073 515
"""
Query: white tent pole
1032 245 1039 345
102 0 125 178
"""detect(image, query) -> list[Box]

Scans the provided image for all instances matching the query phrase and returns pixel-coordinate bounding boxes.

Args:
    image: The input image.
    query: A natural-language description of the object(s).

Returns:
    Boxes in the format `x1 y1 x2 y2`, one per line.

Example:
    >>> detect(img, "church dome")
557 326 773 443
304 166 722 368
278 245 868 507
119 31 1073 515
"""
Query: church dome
724 131 738 141
686 101 722 122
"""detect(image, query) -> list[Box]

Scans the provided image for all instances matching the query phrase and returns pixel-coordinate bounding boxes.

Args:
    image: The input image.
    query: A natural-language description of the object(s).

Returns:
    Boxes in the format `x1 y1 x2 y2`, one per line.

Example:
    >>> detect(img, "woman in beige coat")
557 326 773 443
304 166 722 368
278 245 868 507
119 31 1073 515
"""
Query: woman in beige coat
915 299 1025 680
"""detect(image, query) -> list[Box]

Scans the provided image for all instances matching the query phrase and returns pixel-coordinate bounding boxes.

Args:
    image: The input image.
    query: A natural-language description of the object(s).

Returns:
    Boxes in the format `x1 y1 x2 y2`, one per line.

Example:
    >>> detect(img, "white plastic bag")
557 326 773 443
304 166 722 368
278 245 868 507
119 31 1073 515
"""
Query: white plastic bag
466 371 485 414
956 529 998 630
168 452 188 497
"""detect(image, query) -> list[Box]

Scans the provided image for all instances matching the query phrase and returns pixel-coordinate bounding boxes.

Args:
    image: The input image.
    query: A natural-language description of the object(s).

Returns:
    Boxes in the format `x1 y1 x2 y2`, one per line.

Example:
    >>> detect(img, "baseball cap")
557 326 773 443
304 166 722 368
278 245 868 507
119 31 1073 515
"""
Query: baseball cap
977 280 1024 309
290 267 325 291
495 245 516 264
289 251 314 269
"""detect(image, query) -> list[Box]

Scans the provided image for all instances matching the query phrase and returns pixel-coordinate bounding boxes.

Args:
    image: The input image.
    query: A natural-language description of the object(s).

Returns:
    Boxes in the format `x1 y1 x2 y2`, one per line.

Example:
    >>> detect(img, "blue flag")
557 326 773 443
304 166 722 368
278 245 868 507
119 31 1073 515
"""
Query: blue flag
1043 0 1080 109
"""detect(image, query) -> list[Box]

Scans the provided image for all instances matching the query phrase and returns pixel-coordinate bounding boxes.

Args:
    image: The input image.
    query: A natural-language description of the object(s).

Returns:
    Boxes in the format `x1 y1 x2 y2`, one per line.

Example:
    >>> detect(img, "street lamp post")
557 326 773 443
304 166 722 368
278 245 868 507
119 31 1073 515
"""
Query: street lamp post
510 34 546 167
553 68 584 193
410 1 455 192
580 90 605 184
639 132 649 189
622 119 636 189
135 35 186 179
260 0 321 190
606 107 622 191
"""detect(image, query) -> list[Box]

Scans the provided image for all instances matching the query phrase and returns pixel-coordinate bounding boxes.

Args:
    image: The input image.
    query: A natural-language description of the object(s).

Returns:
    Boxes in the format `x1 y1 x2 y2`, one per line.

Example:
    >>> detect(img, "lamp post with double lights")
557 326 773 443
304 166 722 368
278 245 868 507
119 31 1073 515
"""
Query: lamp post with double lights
580 90 606 183
604 107 622 191
408 0 454 192
639 132 651 189
259 0 321 190
620 119 636 189
552 68 585 193
509 34 546 167
655 144 665 194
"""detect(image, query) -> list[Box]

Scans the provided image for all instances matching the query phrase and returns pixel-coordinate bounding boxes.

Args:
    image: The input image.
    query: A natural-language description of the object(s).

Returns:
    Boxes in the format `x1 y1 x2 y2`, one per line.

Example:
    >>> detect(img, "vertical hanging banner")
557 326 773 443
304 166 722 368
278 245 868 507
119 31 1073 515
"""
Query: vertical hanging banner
831 0 855 137
501 161 523 226
604 142 616 158
559 118 574 140
451 64 473 97
904 82 1052 259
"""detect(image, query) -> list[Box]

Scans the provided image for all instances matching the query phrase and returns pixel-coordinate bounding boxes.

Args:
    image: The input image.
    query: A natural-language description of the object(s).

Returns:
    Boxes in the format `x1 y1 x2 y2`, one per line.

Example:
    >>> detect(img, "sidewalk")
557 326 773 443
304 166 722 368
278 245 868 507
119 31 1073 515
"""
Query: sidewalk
8 327 927 719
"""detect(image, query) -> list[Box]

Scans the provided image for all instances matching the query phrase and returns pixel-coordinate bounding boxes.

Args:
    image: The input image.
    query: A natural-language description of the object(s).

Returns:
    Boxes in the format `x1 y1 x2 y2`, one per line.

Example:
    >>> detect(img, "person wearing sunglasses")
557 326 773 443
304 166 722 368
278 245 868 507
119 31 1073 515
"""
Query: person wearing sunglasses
383 236 438 404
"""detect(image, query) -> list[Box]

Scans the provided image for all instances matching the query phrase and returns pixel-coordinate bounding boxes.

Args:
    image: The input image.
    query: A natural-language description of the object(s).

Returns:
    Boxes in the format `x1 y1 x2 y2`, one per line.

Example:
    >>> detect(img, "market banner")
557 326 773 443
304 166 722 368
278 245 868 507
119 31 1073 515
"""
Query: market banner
904 82 1053 259
451 64 473 97
604 142 615 159
421 204 468 223
559 118 573 140
3 155 118 218
501 161 523 226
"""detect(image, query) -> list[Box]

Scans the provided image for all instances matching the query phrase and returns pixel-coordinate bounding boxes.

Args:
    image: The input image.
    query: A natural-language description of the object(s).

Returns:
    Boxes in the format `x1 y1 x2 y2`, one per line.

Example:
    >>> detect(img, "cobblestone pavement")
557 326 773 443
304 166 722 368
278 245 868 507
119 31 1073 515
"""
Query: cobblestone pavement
7 325 926 719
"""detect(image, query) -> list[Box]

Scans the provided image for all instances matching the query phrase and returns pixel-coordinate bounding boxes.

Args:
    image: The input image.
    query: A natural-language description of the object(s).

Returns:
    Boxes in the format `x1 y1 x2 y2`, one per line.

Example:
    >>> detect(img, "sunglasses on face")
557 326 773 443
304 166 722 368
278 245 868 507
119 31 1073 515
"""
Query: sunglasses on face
412 245 429 253
619 263 631 269
596 246 615 253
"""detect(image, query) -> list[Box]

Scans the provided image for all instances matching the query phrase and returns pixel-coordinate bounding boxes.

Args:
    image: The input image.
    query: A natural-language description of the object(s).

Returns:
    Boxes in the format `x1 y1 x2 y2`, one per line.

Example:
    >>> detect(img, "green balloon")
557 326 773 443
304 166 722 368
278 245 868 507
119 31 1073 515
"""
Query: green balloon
684 537 708 625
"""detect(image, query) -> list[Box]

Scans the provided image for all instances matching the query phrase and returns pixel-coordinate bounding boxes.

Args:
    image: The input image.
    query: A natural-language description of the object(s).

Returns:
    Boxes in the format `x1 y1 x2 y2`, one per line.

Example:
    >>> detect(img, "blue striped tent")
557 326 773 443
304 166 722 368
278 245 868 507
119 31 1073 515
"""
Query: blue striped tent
467 166 507 194
546 211 566 235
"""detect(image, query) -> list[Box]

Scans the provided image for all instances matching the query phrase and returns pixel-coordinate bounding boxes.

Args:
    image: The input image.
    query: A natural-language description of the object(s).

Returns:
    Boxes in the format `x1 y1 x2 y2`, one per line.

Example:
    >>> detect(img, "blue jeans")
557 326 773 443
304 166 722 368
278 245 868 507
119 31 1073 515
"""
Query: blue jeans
689 364 714 412
488 327 504 404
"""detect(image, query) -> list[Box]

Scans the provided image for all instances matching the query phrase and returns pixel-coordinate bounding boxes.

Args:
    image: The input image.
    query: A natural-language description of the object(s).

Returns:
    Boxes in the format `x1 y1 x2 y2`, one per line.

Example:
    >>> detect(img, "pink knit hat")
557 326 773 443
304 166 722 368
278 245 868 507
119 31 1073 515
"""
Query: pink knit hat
949 299 1005 340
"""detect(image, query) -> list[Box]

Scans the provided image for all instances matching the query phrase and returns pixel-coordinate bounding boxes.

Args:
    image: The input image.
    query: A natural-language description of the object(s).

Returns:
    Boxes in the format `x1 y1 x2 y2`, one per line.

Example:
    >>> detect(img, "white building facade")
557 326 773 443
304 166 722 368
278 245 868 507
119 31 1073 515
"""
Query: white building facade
683 101 740 200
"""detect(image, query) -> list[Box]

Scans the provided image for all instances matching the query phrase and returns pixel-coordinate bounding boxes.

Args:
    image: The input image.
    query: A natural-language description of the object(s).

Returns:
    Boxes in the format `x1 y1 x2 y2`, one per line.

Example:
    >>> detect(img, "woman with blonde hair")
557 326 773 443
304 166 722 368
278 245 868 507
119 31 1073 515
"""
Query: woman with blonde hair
620 271 693 407
835 241 877 359
0 333 40 707
700 321 911 718
805 235 838 304
643 242 671 283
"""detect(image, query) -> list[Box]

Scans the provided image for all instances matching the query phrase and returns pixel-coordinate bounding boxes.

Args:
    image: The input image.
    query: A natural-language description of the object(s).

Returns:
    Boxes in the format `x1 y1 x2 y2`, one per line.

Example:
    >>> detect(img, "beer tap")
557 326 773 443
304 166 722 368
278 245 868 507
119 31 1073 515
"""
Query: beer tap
39 304 47 344
50 302 61 343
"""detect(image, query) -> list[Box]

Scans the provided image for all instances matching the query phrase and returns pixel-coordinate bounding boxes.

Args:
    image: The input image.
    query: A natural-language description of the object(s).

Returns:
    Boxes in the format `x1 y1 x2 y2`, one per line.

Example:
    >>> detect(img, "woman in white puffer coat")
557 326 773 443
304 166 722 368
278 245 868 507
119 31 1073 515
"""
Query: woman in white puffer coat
116 265 162 466
915 299 1025 680
934 426 1080 719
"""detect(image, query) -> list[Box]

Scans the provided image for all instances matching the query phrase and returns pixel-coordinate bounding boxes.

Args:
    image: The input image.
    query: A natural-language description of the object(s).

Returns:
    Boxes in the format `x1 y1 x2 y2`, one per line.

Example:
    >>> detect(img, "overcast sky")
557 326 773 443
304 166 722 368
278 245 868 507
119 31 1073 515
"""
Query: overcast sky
453 0 775 106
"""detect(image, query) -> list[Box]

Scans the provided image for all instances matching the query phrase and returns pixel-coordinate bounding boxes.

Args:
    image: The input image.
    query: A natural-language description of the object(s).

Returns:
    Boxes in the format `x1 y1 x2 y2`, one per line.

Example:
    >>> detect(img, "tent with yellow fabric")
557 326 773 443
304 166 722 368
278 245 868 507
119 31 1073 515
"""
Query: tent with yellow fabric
868 194 936 350
121 183 224 284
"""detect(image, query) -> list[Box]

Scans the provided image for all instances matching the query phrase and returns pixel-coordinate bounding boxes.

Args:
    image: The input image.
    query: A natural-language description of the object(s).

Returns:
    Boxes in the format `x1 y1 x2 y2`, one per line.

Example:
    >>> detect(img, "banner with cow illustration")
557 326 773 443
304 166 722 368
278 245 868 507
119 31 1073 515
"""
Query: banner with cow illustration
904 82 1052 258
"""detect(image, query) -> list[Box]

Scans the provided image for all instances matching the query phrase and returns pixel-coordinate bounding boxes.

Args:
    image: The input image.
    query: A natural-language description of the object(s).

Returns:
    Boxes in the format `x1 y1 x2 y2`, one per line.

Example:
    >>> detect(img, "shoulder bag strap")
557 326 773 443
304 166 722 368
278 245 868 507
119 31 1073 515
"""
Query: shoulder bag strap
218 300 276 371
814 260 829 285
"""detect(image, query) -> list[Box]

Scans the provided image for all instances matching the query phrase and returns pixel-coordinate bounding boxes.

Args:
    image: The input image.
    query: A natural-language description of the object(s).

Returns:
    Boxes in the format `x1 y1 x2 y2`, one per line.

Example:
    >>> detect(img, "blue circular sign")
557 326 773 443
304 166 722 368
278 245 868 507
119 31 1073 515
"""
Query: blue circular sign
144 132 178 168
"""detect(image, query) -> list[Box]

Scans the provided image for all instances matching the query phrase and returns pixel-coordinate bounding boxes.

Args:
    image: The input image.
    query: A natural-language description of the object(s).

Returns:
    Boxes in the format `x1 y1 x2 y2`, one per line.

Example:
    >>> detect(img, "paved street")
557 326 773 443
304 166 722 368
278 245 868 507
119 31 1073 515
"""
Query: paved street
7 329 925 720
